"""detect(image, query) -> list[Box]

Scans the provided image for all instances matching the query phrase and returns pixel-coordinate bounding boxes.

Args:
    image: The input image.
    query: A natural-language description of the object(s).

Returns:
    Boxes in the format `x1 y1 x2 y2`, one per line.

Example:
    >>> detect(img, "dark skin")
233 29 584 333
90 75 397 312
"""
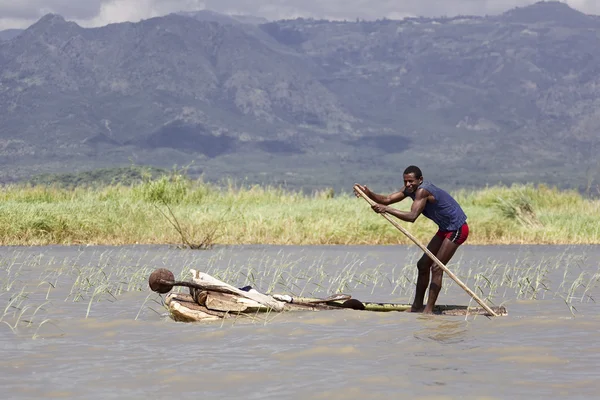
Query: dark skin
355 173 461 314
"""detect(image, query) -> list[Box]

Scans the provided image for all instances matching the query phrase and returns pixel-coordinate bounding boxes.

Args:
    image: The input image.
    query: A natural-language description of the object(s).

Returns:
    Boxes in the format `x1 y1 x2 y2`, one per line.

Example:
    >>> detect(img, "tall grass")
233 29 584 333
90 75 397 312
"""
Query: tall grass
0 178 599 245
1 247 597 337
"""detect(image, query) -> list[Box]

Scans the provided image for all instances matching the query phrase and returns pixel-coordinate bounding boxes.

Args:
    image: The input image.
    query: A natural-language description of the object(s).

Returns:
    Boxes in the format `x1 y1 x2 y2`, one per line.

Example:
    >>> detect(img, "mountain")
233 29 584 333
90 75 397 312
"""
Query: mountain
177 10 269 25
1 2 600 192
0 29 23 41
498 0 599 27
0 13 355 184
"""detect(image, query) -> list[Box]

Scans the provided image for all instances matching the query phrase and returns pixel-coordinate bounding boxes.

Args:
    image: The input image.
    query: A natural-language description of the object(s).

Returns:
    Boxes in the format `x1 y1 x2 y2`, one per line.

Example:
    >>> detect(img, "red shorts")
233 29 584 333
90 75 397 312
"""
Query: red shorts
436 222 469 245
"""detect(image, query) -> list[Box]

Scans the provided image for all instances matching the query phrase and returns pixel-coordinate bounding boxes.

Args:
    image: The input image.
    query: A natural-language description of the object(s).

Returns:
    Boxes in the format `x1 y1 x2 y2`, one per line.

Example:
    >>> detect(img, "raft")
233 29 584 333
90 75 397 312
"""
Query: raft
149 268 508 323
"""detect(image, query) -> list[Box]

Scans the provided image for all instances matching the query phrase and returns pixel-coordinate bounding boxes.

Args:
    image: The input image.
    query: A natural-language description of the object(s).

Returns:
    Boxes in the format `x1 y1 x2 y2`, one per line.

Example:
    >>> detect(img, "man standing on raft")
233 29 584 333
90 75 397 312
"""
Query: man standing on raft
354 165 469 314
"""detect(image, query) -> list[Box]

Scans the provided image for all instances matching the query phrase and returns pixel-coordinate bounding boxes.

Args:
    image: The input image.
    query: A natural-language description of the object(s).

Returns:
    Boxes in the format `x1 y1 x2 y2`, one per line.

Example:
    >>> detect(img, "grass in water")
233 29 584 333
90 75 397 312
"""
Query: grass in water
0 247 598 336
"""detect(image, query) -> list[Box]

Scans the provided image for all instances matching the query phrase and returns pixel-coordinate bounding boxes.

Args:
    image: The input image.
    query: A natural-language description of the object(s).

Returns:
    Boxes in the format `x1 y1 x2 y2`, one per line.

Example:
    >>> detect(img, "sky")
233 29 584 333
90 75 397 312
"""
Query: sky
0 0 599 30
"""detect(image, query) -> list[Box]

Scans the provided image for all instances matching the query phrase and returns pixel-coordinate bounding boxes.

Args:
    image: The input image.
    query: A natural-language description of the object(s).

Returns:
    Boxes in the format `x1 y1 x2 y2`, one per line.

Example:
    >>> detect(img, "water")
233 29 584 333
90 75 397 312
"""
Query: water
1 244 599 399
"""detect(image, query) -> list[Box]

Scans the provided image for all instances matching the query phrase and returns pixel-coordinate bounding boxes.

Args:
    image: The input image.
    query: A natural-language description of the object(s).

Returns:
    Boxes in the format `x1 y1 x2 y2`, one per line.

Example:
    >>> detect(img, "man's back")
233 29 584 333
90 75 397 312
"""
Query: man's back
405 181 467 231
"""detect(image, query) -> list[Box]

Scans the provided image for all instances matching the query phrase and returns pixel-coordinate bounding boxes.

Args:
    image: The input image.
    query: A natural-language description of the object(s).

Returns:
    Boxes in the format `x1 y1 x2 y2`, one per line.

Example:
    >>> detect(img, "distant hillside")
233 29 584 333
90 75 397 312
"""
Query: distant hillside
177 10 269 25
26 166 170 188
0 29 23 41
1 1 600 192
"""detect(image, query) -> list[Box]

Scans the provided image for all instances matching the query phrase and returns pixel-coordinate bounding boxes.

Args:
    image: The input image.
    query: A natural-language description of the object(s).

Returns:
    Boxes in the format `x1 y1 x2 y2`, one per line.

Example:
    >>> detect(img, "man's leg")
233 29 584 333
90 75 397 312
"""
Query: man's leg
423 238 460 314
410 234 444 312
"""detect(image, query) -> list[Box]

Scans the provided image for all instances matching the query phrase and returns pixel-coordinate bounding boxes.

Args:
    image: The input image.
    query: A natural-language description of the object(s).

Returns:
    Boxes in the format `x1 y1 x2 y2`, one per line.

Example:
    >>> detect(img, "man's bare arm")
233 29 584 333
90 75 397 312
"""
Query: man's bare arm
354 184 407 205
372 188 428 223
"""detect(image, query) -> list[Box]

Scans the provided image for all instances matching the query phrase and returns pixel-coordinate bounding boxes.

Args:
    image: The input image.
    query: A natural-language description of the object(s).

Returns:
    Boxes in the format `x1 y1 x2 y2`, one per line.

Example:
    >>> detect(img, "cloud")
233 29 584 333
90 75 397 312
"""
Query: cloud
81 0 206 27
0 0 205 29
1 0 599 30
207 1 600 20
0 0 101 20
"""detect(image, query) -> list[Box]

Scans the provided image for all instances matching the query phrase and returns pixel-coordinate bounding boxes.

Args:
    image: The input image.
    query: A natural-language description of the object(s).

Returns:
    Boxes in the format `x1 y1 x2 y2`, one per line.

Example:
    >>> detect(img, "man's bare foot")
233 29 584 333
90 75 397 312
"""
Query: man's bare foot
422 307 434 314
409 305 425 313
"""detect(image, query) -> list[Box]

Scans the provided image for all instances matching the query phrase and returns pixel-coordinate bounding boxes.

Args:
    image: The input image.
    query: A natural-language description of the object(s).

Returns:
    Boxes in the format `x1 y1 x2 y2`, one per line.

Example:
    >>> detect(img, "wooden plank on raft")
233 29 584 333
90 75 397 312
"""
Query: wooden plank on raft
189 269 286 311
159 271 507 323
166 293 224 322
204 291 267 313
165 293 507 323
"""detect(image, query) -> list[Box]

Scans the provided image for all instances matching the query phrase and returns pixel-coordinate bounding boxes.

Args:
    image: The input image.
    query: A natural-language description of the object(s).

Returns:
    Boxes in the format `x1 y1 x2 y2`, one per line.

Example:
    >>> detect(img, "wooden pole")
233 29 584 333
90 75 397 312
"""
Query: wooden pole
353 184 498 317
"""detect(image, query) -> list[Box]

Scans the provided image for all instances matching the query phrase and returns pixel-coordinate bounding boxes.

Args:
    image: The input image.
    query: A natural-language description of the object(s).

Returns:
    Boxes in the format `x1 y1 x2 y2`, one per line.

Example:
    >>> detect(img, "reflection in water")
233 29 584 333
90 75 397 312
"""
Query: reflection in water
0 245 599 399
413 317 469 344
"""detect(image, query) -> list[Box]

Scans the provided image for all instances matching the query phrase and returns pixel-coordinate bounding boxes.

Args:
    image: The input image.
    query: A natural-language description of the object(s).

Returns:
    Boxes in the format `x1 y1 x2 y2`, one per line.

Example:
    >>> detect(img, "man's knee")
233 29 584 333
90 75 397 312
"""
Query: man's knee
417 257 432 273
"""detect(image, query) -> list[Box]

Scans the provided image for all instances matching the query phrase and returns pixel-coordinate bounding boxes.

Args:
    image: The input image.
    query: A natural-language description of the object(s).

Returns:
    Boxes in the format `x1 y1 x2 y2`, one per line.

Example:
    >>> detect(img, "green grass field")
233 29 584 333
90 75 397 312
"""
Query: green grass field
1 174 599 246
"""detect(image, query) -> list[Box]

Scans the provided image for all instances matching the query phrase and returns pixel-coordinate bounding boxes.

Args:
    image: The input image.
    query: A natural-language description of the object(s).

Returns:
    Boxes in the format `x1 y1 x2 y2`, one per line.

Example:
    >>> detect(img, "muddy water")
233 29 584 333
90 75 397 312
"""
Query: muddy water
1 245 599 399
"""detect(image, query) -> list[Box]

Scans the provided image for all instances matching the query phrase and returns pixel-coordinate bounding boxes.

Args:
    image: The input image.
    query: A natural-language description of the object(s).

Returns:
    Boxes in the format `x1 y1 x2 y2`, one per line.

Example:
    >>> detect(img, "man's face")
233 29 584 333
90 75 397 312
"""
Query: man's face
403 173 422 193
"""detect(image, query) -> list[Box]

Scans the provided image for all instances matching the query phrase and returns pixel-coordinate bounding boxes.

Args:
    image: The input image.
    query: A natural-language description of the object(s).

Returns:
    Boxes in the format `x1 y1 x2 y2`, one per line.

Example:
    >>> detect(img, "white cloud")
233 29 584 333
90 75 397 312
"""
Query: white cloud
80 0 206 27
0 0 599 30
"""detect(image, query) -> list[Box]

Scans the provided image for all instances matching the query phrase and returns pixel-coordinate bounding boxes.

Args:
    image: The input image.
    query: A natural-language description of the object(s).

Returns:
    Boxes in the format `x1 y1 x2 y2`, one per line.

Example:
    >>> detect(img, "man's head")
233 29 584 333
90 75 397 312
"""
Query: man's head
403 165 423 193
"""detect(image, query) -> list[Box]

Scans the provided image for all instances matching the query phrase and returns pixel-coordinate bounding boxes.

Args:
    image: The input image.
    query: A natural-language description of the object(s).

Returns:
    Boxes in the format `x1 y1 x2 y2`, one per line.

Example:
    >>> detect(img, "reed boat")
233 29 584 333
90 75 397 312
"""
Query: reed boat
148 268 507 323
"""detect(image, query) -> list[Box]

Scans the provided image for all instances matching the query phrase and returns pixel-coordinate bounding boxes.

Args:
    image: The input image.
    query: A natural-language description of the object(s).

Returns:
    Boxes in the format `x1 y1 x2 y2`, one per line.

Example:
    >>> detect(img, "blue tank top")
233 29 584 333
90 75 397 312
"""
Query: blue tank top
404 181 467 231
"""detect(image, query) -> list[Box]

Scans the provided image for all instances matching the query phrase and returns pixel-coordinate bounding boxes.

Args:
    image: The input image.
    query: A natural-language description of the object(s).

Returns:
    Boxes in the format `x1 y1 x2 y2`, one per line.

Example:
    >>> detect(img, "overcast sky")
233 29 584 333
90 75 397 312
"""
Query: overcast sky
0 0 599 30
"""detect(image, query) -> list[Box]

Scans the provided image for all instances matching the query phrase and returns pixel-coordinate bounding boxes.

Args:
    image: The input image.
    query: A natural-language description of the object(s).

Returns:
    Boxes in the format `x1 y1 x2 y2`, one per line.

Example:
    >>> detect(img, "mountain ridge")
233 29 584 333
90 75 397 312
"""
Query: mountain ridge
1 1 599 192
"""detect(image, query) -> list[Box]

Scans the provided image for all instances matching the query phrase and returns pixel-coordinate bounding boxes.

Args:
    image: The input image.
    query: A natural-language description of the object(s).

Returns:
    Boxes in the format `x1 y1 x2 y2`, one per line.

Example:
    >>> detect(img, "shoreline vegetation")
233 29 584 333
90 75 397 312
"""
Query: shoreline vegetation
1 171 599 246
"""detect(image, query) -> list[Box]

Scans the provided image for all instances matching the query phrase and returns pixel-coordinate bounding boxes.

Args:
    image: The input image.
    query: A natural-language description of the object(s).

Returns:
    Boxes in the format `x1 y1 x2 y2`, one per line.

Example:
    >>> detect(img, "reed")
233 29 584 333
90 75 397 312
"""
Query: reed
0 179 599 245
1 244 598 338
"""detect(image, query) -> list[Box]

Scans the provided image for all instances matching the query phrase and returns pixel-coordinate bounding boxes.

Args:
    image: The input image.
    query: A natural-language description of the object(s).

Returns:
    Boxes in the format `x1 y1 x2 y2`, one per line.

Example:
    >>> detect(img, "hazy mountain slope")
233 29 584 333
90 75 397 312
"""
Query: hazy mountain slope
1 2 599 191
0 29 23 41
